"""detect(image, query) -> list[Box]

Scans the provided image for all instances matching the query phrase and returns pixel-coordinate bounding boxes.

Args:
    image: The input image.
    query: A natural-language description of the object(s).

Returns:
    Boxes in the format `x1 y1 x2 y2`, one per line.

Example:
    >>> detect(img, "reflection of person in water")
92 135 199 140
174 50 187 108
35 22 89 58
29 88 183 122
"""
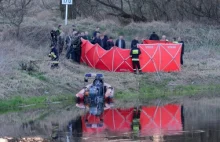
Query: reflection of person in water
150 135 164 142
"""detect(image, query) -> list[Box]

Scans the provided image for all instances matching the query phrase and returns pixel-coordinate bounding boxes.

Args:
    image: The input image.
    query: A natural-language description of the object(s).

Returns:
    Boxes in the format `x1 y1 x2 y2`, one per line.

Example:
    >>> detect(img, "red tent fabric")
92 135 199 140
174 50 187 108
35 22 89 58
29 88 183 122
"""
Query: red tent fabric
81 39 181 72
82 108 134 134
159 44 182 72
143 40 172 44
138 44 181 72
81 39 133 72
140 104 182 136
81 114 106 133
139 44 160 72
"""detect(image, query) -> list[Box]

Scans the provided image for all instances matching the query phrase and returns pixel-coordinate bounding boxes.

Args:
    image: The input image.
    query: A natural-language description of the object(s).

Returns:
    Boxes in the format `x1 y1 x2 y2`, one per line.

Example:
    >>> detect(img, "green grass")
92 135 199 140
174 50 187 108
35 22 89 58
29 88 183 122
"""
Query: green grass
28 72 48 81
115 82 220 102
0 94 75 114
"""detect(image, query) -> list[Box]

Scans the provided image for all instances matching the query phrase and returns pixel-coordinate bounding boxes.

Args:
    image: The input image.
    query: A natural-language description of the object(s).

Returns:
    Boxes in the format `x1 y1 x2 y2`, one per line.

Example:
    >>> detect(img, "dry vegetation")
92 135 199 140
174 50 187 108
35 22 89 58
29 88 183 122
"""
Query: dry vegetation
0 1 220 102
1 0 220 140
0 19 220 101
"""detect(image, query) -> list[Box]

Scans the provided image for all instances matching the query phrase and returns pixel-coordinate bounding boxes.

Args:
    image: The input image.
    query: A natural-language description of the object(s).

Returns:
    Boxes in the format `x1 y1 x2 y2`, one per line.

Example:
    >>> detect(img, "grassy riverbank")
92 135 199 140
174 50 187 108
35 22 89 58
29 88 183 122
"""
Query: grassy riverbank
1 16 220 111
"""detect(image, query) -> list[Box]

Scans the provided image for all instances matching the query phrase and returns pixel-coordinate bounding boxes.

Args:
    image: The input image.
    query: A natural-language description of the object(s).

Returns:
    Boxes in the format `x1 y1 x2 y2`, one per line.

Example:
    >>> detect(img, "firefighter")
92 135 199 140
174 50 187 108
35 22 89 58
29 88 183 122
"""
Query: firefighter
48 44 59 69
130 44 142 74
56 25 62 36
72 36 82 64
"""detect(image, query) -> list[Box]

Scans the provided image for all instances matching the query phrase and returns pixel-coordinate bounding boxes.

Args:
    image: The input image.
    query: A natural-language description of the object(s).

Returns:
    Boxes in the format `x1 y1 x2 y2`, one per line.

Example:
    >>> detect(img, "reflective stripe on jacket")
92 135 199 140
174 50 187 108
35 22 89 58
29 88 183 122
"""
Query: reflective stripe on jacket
130 48 141 61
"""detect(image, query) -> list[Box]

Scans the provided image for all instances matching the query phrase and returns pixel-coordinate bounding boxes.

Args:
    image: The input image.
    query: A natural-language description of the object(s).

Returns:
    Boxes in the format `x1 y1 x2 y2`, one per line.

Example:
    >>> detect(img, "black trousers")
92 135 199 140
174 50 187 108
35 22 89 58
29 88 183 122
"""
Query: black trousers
181 54 184 65
132 61 141 72
51 59 59 69
74 51 81 64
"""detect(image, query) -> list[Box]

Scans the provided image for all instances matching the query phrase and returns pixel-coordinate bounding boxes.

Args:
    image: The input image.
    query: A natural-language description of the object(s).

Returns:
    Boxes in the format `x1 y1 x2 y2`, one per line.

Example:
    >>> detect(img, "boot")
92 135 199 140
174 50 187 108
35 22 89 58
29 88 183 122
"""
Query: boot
139 70 143 74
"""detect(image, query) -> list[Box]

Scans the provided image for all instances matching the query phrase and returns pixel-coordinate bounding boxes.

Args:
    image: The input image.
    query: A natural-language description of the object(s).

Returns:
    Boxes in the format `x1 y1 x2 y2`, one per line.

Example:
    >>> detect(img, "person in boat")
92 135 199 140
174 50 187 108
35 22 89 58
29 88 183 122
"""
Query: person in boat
76 76 114 111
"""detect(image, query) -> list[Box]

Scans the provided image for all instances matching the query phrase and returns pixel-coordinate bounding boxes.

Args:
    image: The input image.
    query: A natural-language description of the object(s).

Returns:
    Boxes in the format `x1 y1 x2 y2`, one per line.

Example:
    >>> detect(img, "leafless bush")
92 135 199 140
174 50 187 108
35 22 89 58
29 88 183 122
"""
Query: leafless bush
57 0 220 23
0 0 33 37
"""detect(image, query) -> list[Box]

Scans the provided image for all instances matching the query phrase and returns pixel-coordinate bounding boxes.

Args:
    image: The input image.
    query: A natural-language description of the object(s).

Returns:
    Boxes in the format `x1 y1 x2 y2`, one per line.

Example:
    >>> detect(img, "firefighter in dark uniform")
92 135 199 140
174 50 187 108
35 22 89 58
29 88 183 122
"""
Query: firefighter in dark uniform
130 45 142 74
72 36 82 64
48 44 59 69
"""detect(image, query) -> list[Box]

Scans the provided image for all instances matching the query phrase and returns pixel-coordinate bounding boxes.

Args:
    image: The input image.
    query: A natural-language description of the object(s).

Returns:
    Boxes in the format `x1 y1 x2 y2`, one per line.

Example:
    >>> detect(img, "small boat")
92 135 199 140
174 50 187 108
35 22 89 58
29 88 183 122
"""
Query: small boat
75 73 114 116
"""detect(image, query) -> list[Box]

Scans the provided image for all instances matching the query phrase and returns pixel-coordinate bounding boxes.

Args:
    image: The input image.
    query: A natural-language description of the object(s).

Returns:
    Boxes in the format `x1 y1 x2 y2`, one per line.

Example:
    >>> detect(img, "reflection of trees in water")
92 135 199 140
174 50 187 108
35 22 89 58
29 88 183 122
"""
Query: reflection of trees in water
66 116 82 142
0 137 49 142
170 101 220 142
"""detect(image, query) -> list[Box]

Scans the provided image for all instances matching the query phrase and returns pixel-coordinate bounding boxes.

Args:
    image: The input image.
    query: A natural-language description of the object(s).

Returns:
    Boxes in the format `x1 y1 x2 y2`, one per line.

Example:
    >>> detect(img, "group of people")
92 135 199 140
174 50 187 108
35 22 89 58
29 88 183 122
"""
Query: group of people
149 32 185 66
48 26 184 74
90 27 126 50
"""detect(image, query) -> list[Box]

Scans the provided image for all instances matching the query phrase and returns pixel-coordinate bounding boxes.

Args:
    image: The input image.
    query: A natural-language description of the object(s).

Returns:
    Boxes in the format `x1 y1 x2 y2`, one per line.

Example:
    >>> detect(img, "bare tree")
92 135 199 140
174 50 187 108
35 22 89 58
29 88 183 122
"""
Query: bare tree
95 0 148 22
0 0 33 37
56 0 220 23
182 0 220 22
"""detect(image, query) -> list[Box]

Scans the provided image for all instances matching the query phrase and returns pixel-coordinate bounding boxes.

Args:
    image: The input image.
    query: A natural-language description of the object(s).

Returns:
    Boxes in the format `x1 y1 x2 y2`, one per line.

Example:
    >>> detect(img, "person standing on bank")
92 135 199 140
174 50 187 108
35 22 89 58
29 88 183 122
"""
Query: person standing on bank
131 36 139 49
93 27 100 38
149 32 159 40
115 35 126 49
48 44 59 69
130 43 142 74
106 37 114 50
178 37 185 65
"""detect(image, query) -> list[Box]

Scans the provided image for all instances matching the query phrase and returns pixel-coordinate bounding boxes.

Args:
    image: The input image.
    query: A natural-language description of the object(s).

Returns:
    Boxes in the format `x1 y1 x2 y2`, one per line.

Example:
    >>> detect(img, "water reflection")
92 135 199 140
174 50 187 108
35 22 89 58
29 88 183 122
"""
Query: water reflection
2 101 220 141
64 104 184 142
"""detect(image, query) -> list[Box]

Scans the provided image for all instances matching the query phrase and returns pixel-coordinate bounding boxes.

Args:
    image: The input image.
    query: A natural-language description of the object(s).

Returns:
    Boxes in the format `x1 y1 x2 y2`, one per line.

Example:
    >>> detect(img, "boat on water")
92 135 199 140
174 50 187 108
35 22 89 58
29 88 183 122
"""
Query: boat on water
75 73 114 116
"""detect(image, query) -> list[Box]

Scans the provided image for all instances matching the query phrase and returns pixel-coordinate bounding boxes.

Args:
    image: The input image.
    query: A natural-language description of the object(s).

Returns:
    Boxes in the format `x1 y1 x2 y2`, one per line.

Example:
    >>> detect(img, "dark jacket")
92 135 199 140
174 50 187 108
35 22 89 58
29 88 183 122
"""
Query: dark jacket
130 47 141 61
115 39 126 49
49 47 59 61
102 35 108 49
179 41 185 55
131 39 139 49
92 37 102 46
72 36 82 52
83 35 92 41
100 38 107 49
93 31 100 38
149 33 159 40
106 39 114 50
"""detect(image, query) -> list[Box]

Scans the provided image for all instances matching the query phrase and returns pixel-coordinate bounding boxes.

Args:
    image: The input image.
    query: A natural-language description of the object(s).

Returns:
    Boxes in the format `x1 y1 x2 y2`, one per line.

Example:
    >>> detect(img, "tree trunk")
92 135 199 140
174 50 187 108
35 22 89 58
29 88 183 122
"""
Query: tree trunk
16 25 21 38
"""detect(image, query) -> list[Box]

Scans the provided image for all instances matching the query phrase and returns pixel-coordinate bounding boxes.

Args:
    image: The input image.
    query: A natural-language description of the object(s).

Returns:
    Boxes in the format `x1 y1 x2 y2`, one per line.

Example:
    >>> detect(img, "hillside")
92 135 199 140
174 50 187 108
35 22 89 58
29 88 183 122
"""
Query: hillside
0 7 220 108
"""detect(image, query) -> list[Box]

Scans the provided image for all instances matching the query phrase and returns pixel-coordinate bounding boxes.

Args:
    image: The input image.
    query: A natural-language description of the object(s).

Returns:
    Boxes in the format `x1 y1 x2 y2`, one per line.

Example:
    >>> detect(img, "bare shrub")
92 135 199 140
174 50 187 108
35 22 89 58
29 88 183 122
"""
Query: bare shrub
55 0 220 23
0 0 33 37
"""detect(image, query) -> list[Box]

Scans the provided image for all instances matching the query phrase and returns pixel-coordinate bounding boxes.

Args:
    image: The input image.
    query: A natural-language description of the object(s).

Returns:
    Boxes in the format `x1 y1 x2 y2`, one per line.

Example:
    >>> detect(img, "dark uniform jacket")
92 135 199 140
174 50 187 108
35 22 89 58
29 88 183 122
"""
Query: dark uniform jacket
131 39 139 49
130 47 141 61
49 47 59 61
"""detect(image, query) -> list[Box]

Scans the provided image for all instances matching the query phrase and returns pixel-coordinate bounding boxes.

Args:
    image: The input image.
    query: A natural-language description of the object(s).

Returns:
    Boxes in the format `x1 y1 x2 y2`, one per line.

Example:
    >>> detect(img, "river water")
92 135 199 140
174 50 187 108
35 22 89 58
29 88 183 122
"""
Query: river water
1 99 220 142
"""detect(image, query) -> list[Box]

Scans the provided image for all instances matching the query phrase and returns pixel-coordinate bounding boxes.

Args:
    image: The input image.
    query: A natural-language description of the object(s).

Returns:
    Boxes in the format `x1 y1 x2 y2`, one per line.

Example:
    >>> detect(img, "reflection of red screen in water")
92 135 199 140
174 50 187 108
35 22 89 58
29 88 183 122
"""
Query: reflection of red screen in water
81 104 183 137
82 108 134 135
140 104 183 136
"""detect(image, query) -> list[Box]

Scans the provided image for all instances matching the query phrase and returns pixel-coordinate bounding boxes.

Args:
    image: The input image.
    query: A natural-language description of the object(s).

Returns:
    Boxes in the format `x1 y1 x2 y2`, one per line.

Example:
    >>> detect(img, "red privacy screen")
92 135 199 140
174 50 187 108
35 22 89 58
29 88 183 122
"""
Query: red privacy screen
81 39 181 72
